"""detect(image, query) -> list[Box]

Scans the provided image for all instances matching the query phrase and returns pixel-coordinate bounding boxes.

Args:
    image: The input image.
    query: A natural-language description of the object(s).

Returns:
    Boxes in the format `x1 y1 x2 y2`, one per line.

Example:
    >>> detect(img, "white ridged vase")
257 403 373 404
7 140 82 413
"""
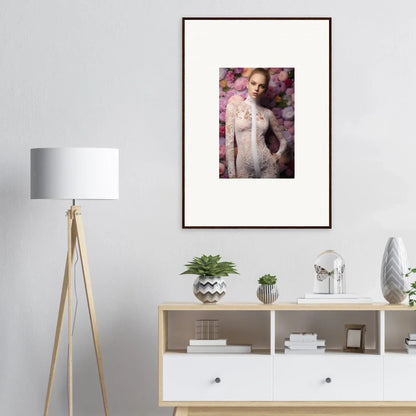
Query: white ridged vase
381 237 409 304
193 276 226 304
257 284 279 304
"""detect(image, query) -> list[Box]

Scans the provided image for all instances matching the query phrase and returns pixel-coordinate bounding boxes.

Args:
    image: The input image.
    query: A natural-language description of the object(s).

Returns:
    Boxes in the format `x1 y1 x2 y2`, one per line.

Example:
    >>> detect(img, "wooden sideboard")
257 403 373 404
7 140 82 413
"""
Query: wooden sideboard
159 303 416 416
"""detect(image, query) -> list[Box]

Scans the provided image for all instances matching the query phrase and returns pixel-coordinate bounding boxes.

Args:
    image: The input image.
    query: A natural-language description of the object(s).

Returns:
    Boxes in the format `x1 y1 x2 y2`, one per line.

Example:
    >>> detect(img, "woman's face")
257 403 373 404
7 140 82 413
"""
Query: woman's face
247 73 267 99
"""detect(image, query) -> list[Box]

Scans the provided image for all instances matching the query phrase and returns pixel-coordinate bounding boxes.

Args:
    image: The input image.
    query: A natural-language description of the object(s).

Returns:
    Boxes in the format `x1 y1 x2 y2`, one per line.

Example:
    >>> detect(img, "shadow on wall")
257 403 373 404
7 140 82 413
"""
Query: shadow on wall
0 172 48 411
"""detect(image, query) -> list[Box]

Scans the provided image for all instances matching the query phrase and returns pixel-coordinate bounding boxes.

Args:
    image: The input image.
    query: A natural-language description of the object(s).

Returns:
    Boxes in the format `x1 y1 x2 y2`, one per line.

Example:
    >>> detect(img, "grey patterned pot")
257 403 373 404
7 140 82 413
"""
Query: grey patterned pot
257 284 279 304
381 237 409 304
193 276 226 304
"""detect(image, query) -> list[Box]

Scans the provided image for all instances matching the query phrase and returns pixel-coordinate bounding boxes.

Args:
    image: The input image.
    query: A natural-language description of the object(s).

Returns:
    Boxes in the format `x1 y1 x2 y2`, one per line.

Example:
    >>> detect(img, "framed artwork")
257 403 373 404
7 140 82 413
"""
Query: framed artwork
343 324 366 353
182 17 332 228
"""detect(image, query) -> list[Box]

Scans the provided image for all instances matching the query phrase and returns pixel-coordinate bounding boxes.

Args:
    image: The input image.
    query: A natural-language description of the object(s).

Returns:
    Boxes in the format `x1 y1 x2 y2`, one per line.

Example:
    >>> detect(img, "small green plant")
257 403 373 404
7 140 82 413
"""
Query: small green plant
405 267 416 307
181 254 238 277
258 274 277 285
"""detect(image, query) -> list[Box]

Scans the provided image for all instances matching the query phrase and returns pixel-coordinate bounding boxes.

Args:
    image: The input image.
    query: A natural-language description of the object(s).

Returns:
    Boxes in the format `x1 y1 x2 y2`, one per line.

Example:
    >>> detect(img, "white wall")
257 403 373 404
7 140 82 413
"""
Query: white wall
1 0 416 414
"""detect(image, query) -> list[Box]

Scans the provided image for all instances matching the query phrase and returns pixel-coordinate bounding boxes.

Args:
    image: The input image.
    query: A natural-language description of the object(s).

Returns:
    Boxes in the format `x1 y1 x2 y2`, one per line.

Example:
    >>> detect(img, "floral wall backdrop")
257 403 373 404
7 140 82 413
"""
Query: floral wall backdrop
219 67 295 179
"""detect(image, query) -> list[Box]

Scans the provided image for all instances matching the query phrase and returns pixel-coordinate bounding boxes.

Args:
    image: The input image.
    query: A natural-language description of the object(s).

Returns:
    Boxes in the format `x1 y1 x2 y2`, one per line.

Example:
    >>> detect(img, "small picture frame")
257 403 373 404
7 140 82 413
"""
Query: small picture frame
343 324 366 353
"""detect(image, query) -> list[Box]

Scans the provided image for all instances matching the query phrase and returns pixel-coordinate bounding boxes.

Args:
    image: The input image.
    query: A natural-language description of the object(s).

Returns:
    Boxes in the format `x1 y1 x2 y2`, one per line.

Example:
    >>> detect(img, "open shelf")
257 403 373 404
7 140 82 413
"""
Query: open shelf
164 310 271 353
275 310 379 352
384 310 416 352
159 304 416 356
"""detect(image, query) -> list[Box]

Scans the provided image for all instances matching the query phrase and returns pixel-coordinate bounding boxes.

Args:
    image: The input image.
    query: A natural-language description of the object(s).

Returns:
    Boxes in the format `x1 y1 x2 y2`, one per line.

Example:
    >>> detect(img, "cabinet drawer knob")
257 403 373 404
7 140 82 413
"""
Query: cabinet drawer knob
214 377 221 384
325 377 332 384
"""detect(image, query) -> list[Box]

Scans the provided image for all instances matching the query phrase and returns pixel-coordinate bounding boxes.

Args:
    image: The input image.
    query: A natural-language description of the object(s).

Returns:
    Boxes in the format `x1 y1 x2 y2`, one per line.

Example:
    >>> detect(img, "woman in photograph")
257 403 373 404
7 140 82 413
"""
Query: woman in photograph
225 68 287 178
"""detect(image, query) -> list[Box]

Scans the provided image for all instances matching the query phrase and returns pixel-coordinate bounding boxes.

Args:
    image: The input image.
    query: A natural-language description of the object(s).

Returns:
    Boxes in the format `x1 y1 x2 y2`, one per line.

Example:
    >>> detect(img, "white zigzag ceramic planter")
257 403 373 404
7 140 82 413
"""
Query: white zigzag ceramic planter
193 276 226 304
381 237 409 304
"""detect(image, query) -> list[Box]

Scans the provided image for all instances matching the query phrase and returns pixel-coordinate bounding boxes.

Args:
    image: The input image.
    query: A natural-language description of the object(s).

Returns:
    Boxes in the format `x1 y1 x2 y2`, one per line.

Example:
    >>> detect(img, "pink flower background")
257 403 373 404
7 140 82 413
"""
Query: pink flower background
219 67 295 178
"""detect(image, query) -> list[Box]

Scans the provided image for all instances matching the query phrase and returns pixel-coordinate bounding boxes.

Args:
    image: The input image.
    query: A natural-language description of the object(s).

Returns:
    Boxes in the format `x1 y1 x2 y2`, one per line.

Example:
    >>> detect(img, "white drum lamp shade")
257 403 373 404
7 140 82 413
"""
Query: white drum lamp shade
30 147 119 200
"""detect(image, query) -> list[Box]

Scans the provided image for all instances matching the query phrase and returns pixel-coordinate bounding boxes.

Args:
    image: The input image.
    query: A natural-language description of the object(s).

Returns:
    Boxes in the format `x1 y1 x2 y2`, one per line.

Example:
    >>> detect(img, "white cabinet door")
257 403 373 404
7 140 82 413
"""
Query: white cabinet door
163 354 272 401
274 354 383 401
384 354 416 400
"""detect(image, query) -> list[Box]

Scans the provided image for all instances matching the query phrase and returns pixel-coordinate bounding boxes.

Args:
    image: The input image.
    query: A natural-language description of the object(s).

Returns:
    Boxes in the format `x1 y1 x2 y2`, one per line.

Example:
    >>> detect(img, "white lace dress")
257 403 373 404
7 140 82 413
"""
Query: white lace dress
225 96 287 178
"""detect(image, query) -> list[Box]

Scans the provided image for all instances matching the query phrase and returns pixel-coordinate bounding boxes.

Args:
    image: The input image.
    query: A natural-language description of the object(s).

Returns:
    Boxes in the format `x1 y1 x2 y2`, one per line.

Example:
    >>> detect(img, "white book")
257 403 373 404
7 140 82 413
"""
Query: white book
189 339 227 346
304 293 360 299
289 332 317 342
286 345 319 350
405 338 416 346
408 333 416 341
285 339 325 348
297 297 372 304
284 347 325 354
187 345 251 354
406 345 416 354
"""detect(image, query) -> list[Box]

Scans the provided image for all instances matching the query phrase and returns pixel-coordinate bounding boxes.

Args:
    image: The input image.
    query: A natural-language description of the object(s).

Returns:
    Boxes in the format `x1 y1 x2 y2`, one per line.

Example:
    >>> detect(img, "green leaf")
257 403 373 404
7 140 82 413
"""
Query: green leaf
181 254 239 277
258 274 277 285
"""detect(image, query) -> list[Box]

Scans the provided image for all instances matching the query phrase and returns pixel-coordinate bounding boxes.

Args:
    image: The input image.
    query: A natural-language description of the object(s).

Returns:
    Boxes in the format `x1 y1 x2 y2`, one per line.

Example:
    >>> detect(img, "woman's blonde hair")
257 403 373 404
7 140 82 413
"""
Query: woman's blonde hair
248 68 270 89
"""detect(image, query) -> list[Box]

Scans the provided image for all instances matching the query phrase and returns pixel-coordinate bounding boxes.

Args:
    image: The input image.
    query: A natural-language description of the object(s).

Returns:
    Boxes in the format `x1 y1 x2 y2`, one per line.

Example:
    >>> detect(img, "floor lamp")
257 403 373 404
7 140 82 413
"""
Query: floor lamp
30 148 119 416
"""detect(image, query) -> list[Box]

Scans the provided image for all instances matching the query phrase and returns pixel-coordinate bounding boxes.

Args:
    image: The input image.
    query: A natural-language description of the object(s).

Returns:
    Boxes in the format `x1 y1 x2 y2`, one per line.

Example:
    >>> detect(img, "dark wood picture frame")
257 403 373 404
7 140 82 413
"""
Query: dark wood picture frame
182 17 332 229
343 324 366 353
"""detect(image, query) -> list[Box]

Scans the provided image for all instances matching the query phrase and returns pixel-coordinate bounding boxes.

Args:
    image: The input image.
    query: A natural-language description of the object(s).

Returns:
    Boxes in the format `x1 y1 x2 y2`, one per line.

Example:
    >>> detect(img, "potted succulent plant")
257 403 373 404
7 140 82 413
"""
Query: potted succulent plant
181 254 238 303
257 274 279 304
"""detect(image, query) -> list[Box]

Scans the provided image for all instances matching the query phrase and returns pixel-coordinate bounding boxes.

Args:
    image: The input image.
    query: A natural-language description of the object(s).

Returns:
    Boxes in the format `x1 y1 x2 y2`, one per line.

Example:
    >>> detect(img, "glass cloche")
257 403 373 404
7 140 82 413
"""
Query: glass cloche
313 250 345 294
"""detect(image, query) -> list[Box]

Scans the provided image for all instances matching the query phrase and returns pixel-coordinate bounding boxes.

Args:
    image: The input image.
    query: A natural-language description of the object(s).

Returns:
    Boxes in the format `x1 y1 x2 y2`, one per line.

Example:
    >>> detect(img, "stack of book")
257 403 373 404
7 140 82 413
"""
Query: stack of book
284 332 326 354
297 293 373 304
186 339 252 354
405 333 416 354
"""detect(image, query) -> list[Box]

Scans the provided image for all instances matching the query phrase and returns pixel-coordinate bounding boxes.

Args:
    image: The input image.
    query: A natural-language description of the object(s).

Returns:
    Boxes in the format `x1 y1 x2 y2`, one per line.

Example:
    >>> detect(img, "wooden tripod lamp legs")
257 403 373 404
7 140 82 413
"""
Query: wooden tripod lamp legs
43 215 77 416
74 209 110 415
43 206 109 416
67 208 74 416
